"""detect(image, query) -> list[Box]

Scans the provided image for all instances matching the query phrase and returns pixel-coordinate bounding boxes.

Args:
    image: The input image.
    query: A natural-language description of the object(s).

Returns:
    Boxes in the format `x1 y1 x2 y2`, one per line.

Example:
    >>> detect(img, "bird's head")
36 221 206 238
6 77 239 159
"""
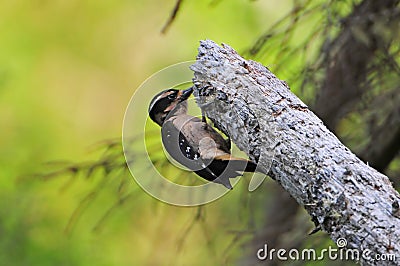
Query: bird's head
148 87 193 126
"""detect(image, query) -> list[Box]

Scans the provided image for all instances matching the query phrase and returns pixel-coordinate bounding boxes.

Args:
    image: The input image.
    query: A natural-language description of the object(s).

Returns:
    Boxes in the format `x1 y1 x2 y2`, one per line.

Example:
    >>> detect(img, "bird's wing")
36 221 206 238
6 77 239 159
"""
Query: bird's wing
161 119 205 171
162 115 258 190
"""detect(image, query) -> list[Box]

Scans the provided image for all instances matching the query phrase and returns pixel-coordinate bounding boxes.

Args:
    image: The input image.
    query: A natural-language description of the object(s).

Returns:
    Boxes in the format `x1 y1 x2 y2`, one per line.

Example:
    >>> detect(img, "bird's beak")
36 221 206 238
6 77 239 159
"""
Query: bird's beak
178 87 193 102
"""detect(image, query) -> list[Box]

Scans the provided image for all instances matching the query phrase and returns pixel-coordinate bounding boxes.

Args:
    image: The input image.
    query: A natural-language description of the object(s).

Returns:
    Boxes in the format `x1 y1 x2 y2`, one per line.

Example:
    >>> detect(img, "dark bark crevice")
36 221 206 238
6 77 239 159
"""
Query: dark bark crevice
191 40 400 265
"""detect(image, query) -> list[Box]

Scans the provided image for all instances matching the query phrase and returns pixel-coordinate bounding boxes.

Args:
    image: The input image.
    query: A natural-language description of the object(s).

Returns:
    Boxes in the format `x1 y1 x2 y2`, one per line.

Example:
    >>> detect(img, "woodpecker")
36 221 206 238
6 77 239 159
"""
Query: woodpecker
148 87 258 189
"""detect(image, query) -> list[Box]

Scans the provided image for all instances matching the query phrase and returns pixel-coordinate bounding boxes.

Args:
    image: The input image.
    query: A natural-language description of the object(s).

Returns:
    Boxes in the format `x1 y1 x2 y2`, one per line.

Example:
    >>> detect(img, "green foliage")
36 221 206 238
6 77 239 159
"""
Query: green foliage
0 1 287 264
1 0 398 265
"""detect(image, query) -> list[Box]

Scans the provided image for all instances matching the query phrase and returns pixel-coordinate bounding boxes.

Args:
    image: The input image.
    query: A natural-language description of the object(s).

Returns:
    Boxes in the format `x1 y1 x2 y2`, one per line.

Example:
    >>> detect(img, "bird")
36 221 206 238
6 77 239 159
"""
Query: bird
148 87 258 189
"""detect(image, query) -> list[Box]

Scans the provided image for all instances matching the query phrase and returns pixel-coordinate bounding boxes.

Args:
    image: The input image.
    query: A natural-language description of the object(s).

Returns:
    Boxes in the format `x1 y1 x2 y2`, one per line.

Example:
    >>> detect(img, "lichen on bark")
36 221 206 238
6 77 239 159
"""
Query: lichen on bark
190 40 400 265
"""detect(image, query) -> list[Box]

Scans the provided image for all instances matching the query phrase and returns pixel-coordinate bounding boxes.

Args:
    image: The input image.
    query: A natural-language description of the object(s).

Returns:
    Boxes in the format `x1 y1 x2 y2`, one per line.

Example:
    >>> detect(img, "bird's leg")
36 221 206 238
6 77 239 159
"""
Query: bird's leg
202 111 231 150
225 136 231 151
201 110 207 123
201 111 209 130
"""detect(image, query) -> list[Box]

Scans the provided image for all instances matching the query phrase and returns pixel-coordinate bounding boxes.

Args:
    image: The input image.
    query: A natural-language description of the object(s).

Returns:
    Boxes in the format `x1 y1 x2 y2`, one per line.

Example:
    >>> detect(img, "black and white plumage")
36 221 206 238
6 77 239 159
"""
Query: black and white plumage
148 87 258 189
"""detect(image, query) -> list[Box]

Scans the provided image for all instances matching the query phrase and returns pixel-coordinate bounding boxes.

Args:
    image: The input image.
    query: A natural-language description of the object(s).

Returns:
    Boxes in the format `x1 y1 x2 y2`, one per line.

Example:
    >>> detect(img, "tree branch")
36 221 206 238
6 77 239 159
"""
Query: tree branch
161 0 184 34
191 40 400 265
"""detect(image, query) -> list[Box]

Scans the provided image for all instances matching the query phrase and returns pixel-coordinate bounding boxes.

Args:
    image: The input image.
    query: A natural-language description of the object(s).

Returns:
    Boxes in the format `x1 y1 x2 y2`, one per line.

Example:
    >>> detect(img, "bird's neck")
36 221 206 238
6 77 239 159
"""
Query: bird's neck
160 101 188 125
170 101 188 116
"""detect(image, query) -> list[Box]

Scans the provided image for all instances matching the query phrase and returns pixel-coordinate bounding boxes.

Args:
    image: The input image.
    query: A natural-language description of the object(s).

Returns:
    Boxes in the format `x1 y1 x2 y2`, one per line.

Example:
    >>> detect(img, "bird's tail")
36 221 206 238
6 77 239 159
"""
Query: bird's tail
207 155 266 189
243 160 257 172
215 155 261 173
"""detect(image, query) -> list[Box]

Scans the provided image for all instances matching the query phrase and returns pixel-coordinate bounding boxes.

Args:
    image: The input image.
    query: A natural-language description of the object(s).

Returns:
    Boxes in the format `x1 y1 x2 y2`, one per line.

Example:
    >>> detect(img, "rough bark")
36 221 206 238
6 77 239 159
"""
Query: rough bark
190 40 400 265
251 1 400 262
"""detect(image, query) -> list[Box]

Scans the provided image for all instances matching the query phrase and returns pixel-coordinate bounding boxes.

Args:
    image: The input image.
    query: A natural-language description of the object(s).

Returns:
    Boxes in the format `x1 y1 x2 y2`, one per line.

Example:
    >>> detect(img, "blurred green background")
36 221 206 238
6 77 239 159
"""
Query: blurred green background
1 0 398 265
0 1 288 265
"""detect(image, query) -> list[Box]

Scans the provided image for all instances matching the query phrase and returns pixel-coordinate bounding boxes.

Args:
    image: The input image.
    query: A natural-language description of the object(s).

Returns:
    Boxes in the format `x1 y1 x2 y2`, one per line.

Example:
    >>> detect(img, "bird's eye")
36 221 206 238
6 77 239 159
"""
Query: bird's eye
167 93 176 100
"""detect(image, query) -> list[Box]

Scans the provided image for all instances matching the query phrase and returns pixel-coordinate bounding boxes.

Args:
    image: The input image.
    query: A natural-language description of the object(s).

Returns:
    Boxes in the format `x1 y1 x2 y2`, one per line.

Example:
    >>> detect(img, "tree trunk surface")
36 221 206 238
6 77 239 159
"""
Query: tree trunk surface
190 40 400 265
